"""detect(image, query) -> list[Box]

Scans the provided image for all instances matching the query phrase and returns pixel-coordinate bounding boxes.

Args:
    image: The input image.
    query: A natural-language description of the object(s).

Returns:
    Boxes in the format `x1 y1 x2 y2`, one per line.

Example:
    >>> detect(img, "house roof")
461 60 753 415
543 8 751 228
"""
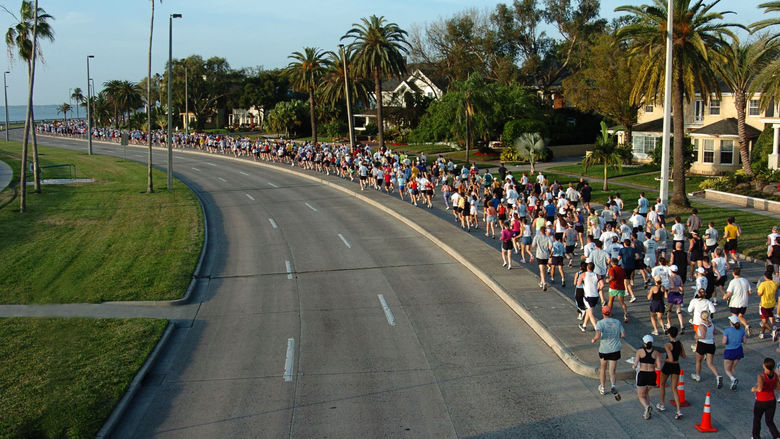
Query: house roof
632 117 677 133
380 63 449 93
692 117 762 138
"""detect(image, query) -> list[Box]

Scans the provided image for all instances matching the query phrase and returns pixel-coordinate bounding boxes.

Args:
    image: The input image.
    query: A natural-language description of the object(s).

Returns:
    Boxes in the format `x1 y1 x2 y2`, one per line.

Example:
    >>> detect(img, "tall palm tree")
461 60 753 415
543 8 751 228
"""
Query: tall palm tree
449 73 492 164
319 48 372 109
717 37 779 175
284 47 327 144
5 0 54 206
616 0 742 207
582 121 632 191
57 102 71 124
71 87 84 119
342 15 409 149
103 79 123 128
146 0 159 194
751 2 780 110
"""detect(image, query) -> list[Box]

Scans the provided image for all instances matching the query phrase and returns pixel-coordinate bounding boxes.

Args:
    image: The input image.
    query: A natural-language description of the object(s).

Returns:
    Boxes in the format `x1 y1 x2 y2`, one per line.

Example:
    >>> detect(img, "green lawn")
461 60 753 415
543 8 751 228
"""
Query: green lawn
548 163 660 179
392 143 457 155
0 140 203 303
612 172 708 191
0 317 167 439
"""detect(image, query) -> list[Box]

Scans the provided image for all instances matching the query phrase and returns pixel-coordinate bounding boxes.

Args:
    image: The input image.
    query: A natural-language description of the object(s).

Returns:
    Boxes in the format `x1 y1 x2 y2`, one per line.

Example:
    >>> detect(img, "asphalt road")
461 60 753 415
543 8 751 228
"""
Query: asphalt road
22 134 696 438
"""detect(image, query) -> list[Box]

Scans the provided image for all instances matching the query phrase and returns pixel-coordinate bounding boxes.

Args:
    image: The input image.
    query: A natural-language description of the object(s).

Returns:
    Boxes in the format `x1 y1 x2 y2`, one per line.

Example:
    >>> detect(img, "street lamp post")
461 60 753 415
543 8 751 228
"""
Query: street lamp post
338 44 355 151
86 55 94 155
4 71 9 141
659 0 673 205
184 66 188 135
167 13 182 190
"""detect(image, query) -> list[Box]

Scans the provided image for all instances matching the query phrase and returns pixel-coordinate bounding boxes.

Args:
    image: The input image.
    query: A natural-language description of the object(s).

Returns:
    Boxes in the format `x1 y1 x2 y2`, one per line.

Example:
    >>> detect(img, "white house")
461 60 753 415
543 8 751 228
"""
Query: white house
228 106 264 127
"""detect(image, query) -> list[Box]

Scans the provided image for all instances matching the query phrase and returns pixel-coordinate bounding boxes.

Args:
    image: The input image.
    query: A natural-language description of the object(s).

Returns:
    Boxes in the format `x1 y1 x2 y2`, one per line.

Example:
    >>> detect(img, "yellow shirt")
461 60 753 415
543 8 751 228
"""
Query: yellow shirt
724 224 739 241
759 280 778 309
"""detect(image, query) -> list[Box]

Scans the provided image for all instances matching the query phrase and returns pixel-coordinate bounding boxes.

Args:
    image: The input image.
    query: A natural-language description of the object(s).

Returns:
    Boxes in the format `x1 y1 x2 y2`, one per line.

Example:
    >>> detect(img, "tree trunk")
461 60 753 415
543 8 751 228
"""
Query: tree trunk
465 106 471 165
309 86 317 144
147 0 155 194
734 91 752 175
374 70 384 149
29 2 41 195
603 164 608 191
670 64 689 208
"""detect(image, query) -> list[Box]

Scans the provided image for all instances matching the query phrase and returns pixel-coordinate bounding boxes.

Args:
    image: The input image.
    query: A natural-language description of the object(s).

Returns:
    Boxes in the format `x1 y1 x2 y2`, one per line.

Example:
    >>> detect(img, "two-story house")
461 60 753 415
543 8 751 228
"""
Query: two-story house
628 90 777 175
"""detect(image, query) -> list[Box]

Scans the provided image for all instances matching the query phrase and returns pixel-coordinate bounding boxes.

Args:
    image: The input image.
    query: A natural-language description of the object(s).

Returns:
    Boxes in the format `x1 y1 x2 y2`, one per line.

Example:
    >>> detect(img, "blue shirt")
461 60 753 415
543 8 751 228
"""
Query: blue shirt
724 326 745 350
545 203 556 217
618 246 636 270
638 197 649 214
552 241 565 257
596 318 624 354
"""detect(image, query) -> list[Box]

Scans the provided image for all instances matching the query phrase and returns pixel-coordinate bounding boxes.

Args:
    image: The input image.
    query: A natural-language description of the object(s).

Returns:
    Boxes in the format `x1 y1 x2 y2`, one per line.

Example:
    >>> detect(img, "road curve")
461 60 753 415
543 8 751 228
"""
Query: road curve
20 133 691 438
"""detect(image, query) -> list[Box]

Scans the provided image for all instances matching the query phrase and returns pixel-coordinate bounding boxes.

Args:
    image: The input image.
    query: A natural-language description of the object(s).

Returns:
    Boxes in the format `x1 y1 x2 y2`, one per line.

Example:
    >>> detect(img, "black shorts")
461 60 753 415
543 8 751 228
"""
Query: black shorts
624 268 634 279
537 258 549 266
550 256 563 266
706 244 717 254
696 342 716 356
565 245 575 254
730 306 747 316
502 241 513 251
650 300 664 313
635 260 646 269
554 232 563 241
661 362 681 376
599 351 621 361
359 175 367 180
725 239 738 252
585 296 599 309
575 225 584 233
715 276 726 287
637 371 656 387
575 288 585 310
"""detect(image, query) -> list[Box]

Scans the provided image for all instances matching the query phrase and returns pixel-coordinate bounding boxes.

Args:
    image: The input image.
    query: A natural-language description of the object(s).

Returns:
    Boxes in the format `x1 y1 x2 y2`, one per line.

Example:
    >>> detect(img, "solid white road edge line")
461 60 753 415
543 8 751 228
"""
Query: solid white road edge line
284 338 295 382
268 218 278 229
305 202 317 212
285 260 293 279
338 233 351 248
246 193 255 201
377 294 397 326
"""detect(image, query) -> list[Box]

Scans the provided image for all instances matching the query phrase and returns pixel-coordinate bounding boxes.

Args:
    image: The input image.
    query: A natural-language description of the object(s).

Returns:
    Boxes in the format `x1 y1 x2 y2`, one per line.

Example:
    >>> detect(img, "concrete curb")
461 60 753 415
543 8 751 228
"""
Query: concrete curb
95 321 175 439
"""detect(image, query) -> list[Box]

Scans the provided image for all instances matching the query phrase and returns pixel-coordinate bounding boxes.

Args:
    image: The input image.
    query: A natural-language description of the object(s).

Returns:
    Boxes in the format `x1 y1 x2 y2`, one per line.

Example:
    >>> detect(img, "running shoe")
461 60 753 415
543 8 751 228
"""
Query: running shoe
655 403 666 411
539 282 544 289
690 373 701 382
561 279 566 287
507 265 512 270
502 262 507 267
761 333 767 339
612 386 621 401
629 296 637 303
577 311 583 320
674 413 683 420
579 323 586 332
543 283 548 291
485 232 489 237
521 259 526 263
731 378 738 391
644 405 652 420
652 330 659 336
598 385 606 395
746 325 752 337
716 376 723 389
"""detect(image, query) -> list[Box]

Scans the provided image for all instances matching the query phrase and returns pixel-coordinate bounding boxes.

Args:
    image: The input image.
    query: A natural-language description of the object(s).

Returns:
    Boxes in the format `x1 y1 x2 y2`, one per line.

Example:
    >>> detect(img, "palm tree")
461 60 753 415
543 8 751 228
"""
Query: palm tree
342 15 409 149
448 73 492 164
146 0 159 194
319 48 372 109
284 47 327 143
515 132 548 175
751 3 780 111
582 121 632 191
103 79 123 128
717 37 779 175
5 0 54 206
616 0 742 207
57 102 71 124
71 87 84 119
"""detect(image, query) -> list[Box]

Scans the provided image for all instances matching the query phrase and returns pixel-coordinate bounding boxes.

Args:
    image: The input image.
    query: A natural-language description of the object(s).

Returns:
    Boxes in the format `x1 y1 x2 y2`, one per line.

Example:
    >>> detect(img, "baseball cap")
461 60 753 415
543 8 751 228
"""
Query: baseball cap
670 264 678 272
642 334 654 344
546 221 552 226
696 267 705 274
601 305 611 315
728 315 740 324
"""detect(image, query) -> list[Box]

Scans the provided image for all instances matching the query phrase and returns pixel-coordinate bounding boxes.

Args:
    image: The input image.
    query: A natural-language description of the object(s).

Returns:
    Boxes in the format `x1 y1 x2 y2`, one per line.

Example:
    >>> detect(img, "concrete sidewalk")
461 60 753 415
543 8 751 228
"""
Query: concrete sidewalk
0 160 12 192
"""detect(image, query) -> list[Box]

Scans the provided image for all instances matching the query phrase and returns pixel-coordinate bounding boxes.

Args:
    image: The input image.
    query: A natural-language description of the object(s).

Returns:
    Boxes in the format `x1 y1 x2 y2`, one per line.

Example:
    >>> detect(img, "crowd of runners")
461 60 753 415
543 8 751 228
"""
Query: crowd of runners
37 121 780 434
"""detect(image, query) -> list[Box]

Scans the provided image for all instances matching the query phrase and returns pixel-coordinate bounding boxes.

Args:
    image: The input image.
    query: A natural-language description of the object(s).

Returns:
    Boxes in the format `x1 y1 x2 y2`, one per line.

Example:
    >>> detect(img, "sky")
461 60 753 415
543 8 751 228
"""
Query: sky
0 0 768 106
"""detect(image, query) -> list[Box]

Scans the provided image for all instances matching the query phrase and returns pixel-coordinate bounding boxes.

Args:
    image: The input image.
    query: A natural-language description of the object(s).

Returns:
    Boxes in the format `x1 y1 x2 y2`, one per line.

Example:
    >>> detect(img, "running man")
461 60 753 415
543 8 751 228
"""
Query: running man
593 305 624 401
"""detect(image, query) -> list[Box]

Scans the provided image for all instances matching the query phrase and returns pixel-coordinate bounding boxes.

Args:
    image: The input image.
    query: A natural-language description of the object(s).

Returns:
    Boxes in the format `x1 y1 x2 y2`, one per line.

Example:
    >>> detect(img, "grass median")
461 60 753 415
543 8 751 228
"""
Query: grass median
0 140 203 303
0 317 167 439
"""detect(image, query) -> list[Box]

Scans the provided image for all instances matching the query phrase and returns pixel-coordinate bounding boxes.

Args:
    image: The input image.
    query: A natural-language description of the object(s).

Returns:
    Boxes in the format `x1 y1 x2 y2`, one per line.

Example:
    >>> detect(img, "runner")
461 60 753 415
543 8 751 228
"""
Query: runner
592 305 624 400
723 315 746 391
691 310 723 388
656 326 686 420
606 258 629 323
579 262 604 332
757 271 778 340
751 357 780 439
500 221 514 270
532 227 554 290
549 235 566 286
724 216 742 265
647 276 665 335
724 267 753 336
633 334 660 419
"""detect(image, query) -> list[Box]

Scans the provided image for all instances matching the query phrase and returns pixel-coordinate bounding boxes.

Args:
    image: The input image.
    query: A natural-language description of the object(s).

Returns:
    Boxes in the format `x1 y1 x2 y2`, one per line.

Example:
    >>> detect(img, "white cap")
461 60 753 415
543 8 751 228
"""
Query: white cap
642 334 654 344
669 264 678 272
546 221 552 226
728 315 740 324
696 267 705 274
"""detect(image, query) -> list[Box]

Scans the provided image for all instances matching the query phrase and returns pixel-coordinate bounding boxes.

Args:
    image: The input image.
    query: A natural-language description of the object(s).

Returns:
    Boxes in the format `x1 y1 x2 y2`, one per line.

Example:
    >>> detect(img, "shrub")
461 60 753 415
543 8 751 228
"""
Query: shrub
503 119 548 145
363 123 378 137
698 176 732 191
751 126 773 173
500 146 520 162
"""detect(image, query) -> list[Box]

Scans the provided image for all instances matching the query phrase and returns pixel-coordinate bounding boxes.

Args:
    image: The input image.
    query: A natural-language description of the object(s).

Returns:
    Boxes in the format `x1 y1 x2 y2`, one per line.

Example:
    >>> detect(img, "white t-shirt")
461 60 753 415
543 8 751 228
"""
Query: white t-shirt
651 265 671 288
705 227 719 247
583 242 596 259
644 240 658 266
768 232 779 247
726 277 752 308
590 249 610 276
712 256 727 277
582 271 600 298
600 231 618 245
688 298 716 326
671 223 685 241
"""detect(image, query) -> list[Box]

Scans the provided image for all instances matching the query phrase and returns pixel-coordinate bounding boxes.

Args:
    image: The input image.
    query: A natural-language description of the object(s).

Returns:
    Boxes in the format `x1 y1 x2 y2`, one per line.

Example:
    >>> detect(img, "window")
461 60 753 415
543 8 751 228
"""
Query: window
632 135 656 155
694 100 705 122
644 104 654 113
703 139 714 163
709 99 720 116
693 138 700 162
720 140 734 164
749 99 761 116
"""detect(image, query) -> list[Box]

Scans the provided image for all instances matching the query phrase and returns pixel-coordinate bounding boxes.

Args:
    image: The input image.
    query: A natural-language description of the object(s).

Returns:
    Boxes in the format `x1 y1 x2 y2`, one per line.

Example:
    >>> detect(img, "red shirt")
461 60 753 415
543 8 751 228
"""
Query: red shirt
608 265 626 290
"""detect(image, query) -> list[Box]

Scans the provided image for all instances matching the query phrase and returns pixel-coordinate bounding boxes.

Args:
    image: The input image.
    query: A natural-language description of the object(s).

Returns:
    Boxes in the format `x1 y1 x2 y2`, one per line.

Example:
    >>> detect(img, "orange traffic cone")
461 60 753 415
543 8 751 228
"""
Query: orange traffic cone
670 371 691 407
694 392 718 433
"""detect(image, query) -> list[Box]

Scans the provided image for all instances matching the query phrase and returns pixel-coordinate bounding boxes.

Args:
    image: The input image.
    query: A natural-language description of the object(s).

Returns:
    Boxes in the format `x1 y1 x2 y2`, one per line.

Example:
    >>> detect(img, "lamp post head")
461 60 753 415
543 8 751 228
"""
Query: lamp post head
171 13 182 18
87 55 94 59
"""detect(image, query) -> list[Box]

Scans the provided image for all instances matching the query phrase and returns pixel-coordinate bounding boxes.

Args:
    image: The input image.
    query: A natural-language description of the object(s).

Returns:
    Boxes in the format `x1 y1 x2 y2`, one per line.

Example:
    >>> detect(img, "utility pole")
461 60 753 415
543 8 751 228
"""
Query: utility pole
339 44 355 151
86 55 94 155
167 13 182 190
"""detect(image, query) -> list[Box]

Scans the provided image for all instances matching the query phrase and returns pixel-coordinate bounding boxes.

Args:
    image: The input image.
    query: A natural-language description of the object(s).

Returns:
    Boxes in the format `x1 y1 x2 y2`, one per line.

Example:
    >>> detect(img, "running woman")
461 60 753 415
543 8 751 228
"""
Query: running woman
634 335 660 419
656 326 686 420
500 222 514 270
647 276 665 335
751 357 780 439
532 227 554 290
723 315 746 391
578 262 603 332
691 310 723 388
